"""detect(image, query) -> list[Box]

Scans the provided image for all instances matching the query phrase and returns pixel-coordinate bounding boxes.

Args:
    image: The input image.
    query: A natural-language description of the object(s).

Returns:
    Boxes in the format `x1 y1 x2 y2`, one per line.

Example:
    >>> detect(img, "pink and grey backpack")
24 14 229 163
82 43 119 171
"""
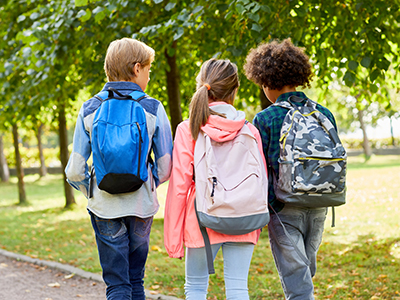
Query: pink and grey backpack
193 122 269 274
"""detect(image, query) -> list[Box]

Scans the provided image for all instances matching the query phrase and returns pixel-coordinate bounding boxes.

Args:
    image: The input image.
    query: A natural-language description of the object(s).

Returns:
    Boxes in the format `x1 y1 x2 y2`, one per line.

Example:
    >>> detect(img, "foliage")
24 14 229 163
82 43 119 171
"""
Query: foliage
3 0 399 129
1 156 400 299
4 146 60 168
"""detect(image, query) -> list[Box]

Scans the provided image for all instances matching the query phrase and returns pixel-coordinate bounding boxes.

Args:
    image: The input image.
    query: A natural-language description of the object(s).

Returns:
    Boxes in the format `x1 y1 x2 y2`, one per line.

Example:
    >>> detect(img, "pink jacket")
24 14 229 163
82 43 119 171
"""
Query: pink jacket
164 102 268 258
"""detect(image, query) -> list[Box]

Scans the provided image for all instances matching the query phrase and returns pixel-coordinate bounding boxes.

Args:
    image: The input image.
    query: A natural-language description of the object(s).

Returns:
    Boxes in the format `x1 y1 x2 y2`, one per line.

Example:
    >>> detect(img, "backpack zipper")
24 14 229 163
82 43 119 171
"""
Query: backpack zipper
136 122 143 177
298 157 345 161
210 177 217 203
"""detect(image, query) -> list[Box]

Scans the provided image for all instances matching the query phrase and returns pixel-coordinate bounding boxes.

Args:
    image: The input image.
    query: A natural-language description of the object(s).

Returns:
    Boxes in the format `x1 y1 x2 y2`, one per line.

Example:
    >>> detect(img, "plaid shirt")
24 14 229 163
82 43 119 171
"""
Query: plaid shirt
253 91 337 213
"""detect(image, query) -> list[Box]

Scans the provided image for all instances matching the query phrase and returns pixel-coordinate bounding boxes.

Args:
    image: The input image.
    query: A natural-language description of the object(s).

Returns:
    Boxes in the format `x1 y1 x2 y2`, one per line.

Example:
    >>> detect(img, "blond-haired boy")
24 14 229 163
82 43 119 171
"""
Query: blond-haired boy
66 38 172 299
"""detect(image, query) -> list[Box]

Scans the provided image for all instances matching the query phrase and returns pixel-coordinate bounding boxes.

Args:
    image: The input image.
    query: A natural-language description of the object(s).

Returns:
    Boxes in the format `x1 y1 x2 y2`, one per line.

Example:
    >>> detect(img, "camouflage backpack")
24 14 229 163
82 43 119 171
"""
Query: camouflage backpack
274 96 347 209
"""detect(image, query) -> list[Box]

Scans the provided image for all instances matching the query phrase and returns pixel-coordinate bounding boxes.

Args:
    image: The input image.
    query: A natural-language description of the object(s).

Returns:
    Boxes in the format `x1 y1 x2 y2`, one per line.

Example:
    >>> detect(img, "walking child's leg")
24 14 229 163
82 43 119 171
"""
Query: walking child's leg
90 212 131 300
185 244 222 300
268 207 314 300
127 216 153 300
222 242 254 300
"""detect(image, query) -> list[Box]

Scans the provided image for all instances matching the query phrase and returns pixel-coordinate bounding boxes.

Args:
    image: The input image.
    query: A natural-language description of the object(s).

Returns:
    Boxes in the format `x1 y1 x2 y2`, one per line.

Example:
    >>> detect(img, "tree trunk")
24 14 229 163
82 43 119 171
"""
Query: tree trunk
357 108 372 159
0 133 10 182
390 116 395 146
12 123 27 204
260 87 272 110
165 40 182 137
58 103 76 208
36 123 47 177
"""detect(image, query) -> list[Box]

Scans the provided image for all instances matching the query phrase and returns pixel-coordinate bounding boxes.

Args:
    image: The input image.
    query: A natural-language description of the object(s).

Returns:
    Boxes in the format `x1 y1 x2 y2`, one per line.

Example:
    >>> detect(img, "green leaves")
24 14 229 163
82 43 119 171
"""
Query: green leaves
348 60 359 71
173 27 184 41
75 0 88 7
92 6 105 22
376 57 390 71
236 3 246 15
370 68 381 82
361 56 372 68
247 12 259 23
344 70 356 87
251 23 262 32
165 2 176 11
79 9 92 22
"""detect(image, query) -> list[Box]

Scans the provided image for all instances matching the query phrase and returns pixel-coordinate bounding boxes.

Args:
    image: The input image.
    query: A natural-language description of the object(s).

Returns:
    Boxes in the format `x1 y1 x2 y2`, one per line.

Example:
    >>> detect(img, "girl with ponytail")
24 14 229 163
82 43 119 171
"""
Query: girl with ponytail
164 58 267 299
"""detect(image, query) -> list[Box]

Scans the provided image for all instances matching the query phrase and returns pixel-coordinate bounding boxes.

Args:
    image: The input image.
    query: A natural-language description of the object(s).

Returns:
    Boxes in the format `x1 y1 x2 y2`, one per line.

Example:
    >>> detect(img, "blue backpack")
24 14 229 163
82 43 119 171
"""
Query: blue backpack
90 88 150 195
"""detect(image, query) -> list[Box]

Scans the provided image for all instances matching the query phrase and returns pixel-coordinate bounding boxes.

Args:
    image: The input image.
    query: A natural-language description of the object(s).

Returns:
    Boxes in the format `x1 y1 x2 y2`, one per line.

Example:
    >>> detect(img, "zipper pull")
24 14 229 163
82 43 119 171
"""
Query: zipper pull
210 177 217 203
136 122 143 143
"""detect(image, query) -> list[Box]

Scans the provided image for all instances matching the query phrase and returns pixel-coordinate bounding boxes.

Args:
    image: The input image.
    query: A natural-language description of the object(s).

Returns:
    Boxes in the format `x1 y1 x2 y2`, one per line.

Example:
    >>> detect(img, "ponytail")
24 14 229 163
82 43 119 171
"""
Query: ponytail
189 86 210 140
189 58 239 141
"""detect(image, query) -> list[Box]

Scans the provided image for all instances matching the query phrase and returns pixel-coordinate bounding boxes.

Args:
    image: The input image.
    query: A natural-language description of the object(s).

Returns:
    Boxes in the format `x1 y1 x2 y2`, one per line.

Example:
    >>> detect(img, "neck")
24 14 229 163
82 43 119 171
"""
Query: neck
265 86 297 103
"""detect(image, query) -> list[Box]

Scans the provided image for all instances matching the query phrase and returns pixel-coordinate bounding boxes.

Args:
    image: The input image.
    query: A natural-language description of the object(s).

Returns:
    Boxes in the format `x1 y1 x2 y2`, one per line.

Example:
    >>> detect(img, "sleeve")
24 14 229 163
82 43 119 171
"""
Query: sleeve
247 122 268 175
151 103 173 187
65 106 91 198
318 105 338 131
164 122 194 259
253 114 270 162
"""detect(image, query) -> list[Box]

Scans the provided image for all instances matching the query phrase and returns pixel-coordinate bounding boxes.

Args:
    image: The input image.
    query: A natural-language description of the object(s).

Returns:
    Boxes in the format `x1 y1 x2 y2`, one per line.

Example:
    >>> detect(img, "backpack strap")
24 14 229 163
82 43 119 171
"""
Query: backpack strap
194 199 215 275
268 203 311 266
94 88 147 103
274 95 318 110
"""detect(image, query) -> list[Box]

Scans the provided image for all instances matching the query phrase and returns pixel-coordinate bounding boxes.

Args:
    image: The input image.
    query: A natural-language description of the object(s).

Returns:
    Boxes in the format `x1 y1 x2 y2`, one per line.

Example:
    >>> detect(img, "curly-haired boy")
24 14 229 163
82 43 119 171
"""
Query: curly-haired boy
244 39 338 299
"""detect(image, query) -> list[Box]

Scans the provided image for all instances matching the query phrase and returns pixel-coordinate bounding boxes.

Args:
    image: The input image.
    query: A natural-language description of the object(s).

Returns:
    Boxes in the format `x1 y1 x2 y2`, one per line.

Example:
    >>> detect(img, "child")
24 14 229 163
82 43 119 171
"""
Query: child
244 38 338 299
65 38 173 300
164 58 267 300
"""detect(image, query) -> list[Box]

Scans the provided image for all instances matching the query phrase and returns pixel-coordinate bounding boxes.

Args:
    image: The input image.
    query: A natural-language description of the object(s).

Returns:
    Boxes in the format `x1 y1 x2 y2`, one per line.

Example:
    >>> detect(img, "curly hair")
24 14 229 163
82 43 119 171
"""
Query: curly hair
244 38 313 90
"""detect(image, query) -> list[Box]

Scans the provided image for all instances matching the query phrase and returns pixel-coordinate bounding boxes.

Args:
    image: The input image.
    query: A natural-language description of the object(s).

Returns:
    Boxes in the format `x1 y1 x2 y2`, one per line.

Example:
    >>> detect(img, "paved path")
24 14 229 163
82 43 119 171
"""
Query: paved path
0 249 181 300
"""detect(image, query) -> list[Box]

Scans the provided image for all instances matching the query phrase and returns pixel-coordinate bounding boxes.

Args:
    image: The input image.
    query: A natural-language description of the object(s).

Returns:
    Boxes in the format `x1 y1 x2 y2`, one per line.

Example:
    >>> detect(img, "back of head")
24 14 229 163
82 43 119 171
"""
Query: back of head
244 38 313 90
189 58 239 140
104 38 155 82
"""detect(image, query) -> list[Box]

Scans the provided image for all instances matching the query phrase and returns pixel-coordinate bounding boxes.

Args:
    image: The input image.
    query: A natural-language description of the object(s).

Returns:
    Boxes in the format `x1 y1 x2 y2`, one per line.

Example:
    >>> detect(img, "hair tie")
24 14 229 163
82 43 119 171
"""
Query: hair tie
203 83 211 91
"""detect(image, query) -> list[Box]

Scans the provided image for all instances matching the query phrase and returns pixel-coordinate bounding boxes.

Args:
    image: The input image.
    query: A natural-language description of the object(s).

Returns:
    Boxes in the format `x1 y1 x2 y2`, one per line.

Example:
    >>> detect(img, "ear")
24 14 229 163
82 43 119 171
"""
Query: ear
133 63 140 77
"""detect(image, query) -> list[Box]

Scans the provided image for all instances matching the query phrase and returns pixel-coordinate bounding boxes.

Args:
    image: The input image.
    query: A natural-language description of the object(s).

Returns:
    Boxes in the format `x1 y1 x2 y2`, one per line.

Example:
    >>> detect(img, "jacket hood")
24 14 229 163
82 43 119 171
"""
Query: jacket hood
200 102 246 142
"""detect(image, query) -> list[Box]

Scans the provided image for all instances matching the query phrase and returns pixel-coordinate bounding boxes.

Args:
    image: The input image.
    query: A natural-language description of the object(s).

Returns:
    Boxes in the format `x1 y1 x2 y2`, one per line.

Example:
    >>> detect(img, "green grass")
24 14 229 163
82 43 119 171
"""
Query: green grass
1 155 400 299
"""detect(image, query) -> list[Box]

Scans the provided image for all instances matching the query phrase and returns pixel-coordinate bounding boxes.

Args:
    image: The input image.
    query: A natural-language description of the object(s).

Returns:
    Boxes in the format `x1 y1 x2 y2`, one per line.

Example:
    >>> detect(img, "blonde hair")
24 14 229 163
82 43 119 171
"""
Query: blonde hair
104 38 155 82
189 58 239 140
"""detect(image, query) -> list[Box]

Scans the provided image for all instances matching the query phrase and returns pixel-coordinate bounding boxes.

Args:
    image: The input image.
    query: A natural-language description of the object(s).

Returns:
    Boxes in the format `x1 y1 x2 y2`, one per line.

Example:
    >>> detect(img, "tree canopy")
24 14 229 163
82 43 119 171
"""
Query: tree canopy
1 0 399 144
1 0 399 127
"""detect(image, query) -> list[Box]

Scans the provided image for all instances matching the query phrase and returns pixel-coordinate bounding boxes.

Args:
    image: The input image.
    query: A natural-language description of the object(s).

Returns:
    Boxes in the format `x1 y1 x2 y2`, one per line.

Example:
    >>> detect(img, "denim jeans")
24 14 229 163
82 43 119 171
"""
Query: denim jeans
89 211 153 300
268 206 327 300
185 242 255 300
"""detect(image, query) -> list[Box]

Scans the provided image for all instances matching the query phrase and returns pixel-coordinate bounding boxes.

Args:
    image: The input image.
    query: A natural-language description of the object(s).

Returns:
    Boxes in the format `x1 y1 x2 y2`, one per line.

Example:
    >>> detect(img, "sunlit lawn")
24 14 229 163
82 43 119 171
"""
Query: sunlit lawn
1 155 400 299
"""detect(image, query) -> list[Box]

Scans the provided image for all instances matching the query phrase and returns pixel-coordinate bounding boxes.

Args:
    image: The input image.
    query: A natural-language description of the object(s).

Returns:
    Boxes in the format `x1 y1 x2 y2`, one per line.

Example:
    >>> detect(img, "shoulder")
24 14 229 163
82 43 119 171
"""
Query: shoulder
139 95 162 116
245 122 262 138
254 105 287 126
316 103 333 116
82 96 102 118
315 103 335 120
176 120 191 136
174 120 195 149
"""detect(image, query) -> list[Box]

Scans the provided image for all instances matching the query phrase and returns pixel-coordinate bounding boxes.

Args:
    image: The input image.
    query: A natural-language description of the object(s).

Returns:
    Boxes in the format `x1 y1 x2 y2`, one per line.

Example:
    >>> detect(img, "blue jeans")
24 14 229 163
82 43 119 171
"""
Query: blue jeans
268 206 327 300
89 211 153 300
185 242 255 300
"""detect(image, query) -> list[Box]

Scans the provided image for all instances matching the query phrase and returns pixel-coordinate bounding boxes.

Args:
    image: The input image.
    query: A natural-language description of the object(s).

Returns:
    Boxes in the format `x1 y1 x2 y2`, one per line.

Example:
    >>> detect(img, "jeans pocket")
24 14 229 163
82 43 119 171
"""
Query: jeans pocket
309 216 326 251
270 214 303 247
134 216 153 238
93 215 127 239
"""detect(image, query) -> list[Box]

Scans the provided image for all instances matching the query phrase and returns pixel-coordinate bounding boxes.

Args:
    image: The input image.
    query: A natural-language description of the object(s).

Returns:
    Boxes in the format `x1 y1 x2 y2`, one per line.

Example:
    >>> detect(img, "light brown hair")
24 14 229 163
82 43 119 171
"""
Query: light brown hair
104 38 155 82
189 58 239 140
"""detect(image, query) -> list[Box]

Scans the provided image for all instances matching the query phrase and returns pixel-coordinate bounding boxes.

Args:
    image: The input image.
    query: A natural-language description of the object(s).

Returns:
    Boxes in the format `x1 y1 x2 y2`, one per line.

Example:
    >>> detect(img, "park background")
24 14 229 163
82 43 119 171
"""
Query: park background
1 0 400 299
